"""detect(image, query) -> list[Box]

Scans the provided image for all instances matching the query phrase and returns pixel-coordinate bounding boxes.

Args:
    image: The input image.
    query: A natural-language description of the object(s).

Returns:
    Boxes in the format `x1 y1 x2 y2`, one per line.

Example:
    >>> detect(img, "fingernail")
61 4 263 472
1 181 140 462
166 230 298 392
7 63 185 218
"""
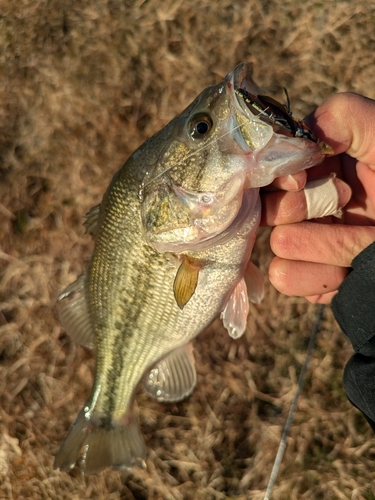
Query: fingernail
334 178 352 207
286 172 306 191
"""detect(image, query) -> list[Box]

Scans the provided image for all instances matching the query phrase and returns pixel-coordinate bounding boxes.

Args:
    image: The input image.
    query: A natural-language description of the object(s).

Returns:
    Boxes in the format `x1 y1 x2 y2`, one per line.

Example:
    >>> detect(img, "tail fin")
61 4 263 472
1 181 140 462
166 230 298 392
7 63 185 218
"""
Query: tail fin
54 408 146 475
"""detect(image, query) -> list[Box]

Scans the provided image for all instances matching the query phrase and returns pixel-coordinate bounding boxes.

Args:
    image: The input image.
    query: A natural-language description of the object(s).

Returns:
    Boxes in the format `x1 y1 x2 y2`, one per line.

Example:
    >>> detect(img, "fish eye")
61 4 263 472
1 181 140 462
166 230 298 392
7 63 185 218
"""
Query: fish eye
189 114 213 140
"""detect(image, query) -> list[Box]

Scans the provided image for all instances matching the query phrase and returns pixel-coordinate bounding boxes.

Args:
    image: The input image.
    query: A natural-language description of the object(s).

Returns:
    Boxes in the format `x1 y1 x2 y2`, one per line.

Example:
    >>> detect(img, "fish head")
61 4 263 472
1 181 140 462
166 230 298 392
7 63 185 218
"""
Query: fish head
140 63 328 253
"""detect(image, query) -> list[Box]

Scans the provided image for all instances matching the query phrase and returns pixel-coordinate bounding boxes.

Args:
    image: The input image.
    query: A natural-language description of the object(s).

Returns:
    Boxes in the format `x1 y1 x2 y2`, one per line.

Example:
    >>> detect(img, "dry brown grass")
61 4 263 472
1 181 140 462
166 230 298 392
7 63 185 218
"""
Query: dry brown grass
2 1 375 498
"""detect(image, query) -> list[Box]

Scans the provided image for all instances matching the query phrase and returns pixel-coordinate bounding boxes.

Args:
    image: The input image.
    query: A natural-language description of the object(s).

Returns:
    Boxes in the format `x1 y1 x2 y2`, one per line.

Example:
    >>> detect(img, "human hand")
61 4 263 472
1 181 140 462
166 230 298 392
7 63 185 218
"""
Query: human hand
261 92 375 303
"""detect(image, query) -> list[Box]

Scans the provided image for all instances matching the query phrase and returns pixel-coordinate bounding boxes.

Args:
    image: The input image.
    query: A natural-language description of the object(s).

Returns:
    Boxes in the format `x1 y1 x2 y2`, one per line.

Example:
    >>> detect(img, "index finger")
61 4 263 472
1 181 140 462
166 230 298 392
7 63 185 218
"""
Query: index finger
305 92 375 168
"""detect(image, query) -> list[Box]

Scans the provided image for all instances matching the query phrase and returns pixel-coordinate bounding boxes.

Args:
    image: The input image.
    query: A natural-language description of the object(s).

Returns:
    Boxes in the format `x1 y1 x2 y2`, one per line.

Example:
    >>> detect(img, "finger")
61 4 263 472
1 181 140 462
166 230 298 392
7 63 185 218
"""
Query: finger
306 92 375 168
306 291 337 304
268 257 348 297
261 177 351 226
270 222 375 267
269 170 307 191
345 161 375 223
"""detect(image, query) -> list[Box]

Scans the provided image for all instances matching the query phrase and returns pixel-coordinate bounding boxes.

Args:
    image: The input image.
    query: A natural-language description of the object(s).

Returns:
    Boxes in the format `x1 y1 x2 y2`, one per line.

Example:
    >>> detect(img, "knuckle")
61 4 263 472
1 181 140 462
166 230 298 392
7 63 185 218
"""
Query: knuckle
270 226 300 258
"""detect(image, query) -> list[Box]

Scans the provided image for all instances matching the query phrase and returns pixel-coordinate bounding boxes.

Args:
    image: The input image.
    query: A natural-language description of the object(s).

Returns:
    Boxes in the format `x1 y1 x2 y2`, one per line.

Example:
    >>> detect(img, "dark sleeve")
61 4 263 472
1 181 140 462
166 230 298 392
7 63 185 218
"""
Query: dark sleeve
332 241 375 355
343 355 375 433
331 241 375 431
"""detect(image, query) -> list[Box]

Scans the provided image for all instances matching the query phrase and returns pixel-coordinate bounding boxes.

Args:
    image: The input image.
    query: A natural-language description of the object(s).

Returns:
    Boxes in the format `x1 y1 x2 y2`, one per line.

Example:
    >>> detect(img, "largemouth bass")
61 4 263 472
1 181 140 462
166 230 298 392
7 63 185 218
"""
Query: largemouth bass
54 63 330 475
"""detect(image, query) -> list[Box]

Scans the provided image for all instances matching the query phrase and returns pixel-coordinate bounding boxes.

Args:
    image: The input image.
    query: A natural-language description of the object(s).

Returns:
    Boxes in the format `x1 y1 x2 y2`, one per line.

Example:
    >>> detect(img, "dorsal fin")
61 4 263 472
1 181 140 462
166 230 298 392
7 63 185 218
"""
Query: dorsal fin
83 204 100 237
173 256 200 310
143 342 196 402
57 274 95 349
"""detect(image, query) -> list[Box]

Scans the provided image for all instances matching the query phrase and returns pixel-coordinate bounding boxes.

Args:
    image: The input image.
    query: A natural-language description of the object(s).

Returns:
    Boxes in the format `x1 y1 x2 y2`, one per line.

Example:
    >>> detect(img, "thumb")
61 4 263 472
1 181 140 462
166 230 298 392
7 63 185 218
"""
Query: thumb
306 92 375 169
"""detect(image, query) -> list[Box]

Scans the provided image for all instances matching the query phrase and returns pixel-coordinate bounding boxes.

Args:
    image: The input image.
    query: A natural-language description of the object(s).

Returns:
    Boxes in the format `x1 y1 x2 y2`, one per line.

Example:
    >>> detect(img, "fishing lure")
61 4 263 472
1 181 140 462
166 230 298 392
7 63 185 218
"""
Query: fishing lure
235 87 318 143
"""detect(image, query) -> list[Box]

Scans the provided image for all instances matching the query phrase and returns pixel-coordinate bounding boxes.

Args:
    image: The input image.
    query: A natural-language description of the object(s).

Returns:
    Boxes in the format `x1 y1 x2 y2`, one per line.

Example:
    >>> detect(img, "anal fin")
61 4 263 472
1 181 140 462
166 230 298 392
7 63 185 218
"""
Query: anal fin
57 274 95 349
143 342 196 402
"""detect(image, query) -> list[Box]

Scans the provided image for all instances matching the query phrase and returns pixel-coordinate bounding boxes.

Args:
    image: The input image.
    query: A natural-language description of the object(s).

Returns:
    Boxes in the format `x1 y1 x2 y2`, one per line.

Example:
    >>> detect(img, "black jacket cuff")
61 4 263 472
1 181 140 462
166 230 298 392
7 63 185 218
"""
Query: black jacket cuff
332 241 375 356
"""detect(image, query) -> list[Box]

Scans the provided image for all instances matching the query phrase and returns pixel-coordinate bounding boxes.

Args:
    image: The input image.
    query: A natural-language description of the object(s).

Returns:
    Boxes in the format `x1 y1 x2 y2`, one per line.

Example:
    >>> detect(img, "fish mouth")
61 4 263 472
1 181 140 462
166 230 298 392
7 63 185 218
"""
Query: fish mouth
231 63 265 100
225 63 328 187
229 63 293 138
223 64 276 153
229 63 320 144
229 63 266 117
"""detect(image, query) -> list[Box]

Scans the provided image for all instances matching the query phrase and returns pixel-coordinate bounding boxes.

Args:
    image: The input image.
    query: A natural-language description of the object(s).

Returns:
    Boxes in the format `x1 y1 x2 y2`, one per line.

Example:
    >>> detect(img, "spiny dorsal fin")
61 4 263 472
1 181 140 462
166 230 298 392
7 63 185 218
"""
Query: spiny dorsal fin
83 204 100 237
57 274 95 349
142 342 196 402
173 256 200 309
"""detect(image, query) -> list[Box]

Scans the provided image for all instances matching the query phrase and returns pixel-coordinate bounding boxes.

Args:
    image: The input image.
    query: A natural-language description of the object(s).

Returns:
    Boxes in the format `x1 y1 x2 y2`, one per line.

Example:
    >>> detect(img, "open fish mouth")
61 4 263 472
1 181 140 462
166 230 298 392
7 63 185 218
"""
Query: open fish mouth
230 63 320 144
229 62 268 122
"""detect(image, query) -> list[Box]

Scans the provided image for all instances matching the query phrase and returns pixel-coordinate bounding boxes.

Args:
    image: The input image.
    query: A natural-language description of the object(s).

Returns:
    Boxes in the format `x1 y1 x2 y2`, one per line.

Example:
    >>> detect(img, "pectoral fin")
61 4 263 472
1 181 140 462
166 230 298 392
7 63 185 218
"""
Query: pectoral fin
220 277 249 339
173 257 200 309
143 342 196 402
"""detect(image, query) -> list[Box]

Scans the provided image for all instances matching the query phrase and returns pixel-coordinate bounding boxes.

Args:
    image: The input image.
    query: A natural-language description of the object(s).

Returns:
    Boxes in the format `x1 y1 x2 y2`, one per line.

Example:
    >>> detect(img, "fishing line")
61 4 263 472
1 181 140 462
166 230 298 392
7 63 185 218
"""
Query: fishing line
263 304 325 500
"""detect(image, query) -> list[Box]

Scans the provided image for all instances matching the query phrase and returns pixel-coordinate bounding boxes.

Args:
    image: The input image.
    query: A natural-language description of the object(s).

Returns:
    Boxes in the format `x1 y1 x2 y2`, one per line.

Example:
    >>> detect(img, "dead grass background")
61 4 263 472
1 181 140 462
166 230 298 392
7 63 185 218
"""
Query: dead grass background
1 1 375 499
